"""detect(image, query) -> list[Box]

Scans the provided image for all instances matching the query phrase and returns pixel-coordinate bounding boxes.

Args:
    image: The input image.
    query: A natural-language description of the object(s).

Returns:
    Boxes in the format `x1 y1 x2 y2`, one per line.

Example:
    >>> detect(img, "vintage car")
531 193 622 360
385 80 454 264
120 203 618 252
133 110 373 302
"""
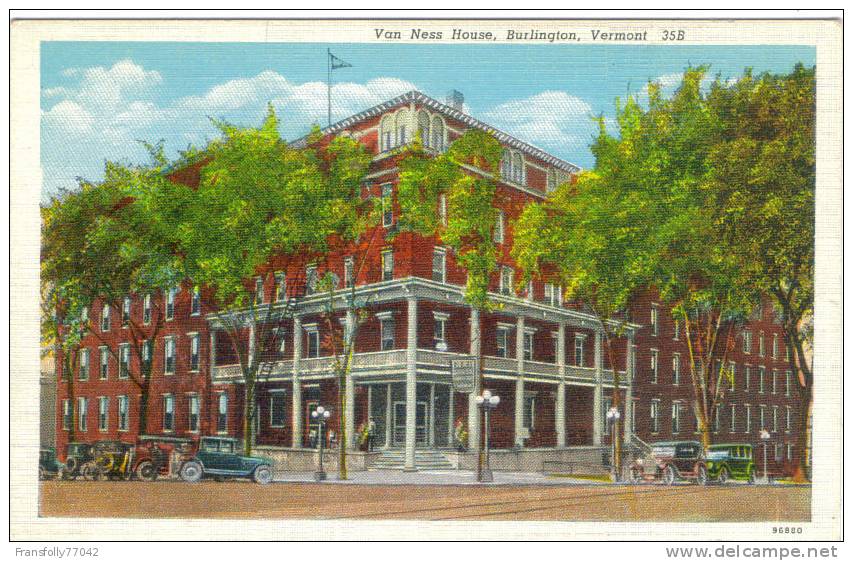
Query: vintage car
39 447 64 480
63 442 95 479
179 436 273 484
133 436 194 481
630 440 708 485
706 443 756 484
82 440 136 480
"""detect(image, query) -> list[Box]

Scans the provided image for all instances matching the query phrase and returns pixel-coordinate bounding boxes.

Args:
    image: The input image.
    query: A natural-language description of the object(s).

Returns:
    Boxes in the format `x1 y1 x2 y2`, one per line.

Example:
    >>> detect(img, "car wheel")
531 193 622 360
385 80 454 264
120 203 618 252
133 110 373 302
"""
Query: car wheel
65 457 79 475
135 461 157 481
180 460 203 483
718 467 729 485
253 465 273 485
664 465 676 486
696 465 708 486
82 463 101 481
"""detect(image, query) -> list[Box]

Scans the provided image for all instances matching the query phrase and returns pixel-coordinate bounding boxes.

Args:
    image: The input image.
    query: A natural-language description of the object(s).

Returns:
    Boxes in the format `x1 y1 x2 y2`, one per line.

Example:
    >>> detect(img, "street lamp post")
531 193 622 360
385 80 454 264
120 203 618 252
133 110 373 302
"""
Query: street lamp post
312 406 331 481
760 428 771 484
475 390 500 483
606 406 621 482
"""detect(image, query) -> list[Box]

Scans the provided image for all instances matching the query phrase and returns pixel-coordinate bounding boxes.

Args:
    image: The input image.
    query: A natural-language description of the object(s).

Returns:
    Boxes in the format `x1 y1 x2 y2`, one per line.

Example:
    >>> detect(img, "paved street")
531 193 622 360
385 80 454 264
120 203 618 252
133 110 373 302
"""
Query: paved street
39 476 810 521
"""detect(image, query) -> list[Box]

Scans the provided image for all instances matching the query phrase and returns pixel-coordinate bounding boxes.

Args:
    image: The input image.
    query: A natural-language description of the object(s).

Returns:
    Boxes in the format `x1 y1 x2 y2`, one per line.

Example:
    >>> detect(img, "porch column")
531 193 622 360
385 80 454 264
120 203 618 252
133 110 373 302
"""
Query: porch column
467 308 481 451
624 333 635 445
555 322 567 448
384 383 392 448
428 383 436 446
344 309 356 449
291 315 303 448
404 297 418 471
514 315 525 447
448 386 455 445
593 330 603 446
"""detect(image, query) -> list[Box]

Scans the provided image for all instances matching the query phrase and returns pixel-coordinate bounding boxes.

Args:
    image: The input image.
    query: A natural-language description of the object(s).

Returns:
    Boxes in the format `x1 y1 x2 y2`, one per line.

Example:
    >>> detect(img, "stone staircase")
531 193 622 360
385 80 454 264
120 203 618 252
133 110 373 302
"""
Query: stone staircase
369 448 455 471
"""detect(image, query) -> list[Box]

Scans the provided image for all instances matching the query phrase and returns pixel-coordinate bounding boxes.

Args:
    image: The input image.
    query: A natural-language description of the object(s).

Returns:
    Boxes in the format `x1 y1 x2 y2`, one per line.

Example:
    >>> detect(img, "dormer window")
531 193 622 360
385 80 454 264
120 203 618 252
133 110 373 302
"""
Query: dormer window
500 149 526 185
395 109 410 146
431 115 445 151
547 169 557 193
493 210 505 244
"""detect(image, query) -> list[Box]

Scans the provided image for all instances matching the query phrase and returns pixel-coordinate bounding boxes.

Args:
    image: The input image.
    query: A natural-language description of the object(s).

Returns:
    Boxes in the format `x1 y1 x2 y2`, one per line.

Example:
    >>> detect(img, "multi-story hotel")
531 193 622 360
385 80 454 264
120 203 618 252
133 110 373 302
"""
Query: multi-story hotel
54 90 803 475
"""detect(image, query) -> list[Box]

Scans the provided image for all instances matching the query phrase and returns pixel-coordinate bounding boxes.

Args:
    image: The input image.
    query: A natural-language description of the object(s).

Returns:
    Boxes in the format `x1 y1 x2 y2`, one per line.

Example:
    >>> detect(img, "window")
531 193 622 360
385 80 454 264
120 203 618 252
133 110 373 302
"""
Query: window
650 306 659 336
62 399 72 430
525 280 534 302
306 327 320 358
603 397 613 435
787 443 793 461
772 334 779 359
254 277 264 305
496 327 509 358
433 312 448 348
499 266 514 296
431 115 445 151
513 152 524 184
122 296 131 326
189 333 200 372
417 110 430 147
396 110 409 146
743 330 752 354
79 349 89 381
758 405 766 431
188 395 200 432
191 286 201 315
164 337 176 374
745 404 752 433
77 397 88 432
672 401 682 434
381 250 394 281
650 349 659 384
774 444 783 462
758 332 765 357
546 169 557 193
380 115 394 151
81 306 89 324
544 283 562 307
523 330 534 361
142 340 152 374
378 314 395 351
165 287 177 320
438 193 447 226
574 335 586 367
673 319 680 340
729 361 737 392
714 403 722 433
119 343 130 379
270 391 286 427
304 266 317 296
101 303 111 332
785 406 792 432
98 397 109 431
343 259 354 289
501 150 511 180
650 399 660 434
730 404 737 433
772 406 779 432
217 393 228 433
758 366 766 393
523 393 536 430
99 347 109 379
273 272 287 302
672 353 681 385
163 394 175 431
432 249 446 283
785 370 792 397
117 395 129 431
143 294 152 324
772 369 779 394
493 210 505 243
381 184 394 227
744 366 751 392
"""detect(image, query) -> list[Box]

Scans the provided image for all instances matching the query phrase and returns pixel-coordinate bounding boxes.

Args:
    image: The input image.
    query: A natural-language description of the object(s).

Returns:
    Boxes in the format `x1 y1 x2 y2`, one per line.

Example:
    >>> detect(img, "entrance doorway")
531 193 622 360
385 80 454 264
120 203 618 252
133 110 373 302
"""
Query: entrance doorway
392 401 428 447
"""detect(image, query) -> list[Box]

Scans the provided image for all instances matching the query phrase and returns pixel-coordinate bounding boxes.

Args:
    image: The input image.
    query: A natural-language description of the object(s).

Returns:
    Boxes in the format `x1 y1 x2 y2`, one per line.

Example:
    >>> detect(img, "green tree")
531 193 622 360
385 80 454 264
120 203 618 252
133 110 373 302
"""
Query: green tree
704 65 815 478
397 128 503 475
179 106 374 458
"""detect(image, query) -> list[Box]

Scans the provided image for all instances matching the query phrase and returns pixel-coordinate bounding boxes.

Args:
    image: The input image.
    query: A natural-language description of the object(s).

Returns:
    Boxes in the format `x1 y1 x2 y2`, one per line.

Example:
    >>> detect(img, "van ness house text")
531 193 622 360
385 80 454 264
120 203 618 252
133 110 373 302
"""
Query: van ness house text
373 28 658 43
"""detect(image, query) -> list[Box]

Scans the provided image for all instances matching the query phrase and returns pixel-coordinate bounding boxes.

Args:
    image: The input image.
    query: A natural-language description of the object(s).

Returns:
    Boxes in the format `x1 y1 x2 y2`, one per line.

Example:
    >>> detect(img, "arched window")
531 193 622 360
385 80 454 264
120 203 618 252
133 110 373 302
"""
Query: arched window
417 111 431 147
501 150 512 180
546 169 557 193
395 110 410 147
431 115 445 152
380 115 394 152
512 153 524 184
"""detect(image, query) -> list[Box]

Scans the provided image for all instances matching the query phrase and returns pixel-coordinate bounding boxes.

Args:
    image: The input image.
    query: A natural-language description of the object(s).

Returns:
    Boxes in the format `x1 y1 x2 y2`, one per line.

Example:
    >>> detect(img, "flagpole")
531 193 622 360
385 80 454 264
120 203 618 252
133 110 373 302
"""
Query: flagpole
327 48 332 126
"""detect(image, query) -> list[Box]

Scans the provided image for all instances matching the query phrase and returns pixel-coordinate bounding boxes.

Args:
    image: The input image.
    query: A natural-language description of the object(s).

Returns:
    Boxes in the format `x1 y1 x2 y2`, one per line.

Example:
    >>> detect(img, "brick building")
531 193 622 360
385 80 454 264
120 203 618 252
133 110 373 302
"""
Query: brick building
54 90 802 474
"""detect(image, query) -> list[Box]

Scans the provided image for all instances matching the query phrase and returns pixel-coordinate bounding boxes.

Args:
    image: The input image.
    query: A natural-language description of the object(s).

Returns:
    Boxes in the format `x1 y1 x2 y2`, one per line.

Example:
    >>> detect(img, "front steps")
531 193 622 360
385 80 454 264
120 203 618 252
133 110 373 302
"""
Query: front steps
370 448 455 471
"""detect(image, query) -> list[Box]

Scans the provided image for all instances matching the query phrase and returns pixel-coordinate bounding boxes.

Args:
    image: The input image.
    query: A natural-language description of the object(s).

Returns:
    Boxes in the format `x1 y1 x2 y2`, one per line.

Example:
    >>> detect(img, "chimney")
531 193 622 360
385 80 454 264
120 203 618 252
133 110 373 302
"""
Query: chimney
446 90 465 112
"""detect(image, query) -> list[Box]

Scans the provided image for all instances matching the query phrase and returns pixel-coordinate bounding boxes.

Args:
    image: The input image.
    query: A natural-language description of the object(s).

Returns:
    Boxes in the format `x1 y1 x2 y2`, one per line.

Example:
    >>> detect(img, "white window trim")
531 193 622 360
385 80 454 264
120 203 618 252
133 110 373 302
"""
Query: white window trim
216 392 229 435
269 389 287 428
163 393 175 433
98 396 109 432
142 294 152 325
188 332 201 373
672 353 681 386
191 286 202 316
187 393 201 433
432 247 447 283
164 336 176 375
650 399 661 435
118 343 131 379
117 395 129 432
650 348 659 384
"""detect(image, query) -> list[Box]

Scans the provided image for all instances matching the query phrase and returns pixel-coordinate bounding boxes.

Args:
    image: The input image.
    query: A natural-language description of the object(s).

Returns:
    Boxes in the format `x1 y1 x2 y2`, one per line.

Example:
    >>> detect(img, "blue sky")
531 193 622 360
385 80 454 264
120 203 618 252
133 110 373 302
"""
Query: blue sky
41 42 815 197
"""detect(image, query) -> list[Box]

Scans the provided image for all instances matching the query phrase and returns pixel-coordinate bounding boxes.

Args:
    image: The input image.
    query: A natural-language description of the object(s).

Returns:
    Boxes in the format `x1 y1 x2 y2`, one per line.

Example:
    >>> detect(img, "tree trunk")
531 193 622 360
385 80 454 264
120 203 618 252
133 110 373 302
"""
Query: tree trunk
139 389 149 437
338 368 348 480
243 381 255 456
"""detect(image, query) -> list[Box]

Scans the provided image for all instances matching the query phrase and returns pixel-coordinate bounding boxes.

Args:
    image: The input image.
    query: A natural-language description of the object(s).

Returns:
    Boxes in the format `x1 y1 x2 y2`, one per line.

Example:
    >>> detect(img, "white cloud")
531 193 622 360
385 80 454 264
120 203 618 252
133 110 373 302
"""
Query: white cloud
41 60 417 198
483 91 599 153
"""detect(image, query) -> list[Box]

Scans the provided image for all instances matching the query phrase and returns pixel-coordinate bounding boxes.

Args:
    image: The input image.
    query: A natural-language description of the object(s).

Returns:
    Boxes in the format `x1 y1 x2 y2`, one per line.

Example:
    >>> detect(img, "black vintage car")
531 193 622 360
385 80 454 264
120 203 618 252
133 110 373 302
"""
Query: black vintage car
39 448 64 480
630 440 709 485
63 442 95 480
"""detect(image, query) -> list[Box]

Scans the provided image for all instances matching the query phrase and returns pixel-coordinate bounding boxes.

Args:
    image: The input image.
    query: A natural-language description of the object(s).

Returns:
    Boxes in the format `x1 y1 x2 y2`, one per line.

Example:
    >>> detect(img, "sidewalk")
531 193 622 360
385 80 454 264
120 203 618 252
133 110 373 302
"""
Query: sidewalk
272 469 612 486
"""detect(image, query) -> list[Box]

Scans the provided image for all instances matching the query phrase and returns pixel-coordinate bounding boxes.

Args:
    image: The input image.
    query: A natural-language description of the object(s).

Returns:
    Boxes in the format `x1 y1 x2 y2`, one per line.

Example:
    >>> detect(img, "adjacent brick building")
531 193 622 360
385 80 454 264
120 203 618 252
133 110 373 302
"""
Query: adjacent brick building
55 90 802 475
